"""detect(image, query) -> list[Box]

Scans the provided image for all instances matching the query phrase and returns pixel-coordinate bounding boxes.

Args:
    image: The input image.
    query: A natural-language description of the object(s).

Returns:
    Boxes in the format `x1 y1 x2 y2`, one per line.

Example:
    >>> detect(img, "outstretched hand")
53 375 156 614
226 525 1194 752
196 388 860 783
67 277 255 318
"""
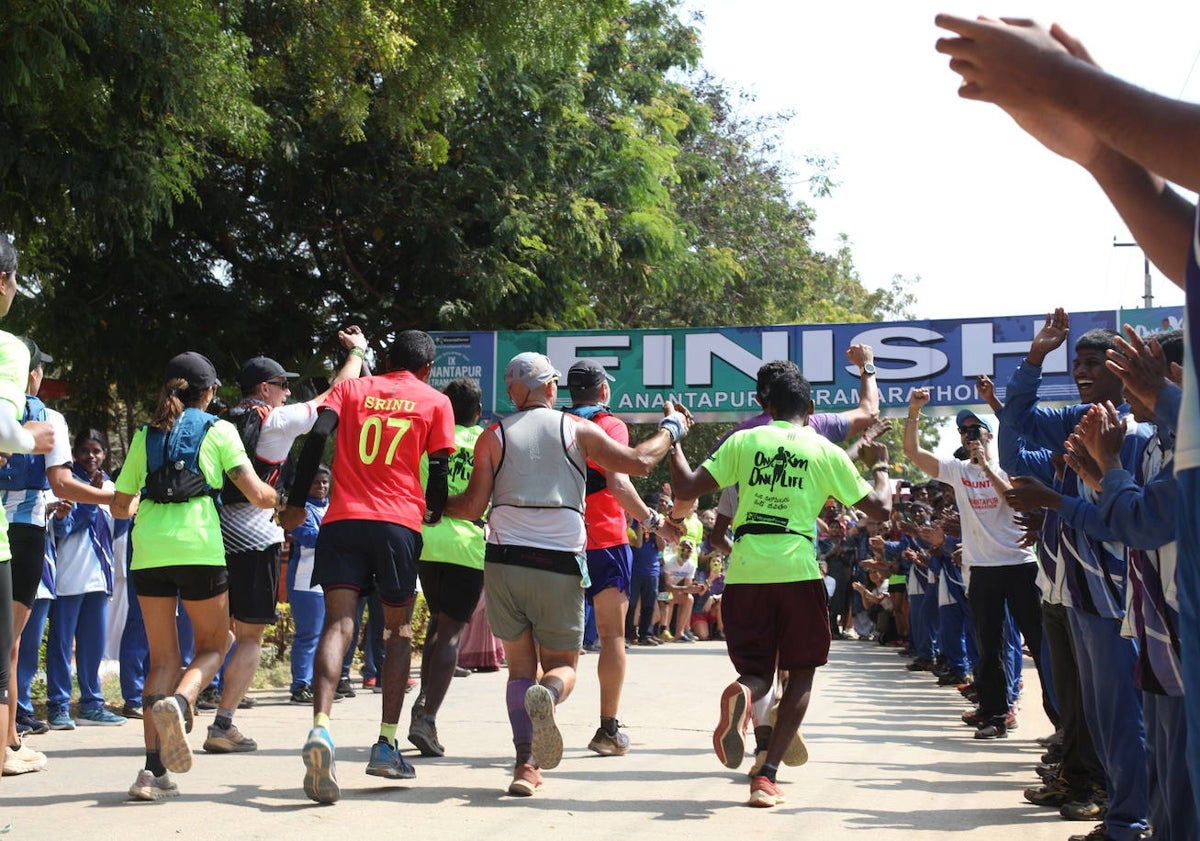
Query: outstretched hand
1107 324 1170 414
1002 475 1060 512
976 374 1002 413
1027 307 1070 365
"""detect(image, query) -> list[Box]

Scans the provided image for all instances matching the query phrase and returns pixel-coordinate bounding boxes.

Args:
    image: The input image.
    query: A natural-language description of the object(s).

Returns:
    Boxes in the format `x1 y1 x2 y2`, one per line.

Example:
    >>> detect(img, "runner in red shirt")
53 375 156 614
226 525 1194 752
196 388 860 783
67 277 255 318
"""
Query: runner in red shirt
281 330 455 803
563 359 679 757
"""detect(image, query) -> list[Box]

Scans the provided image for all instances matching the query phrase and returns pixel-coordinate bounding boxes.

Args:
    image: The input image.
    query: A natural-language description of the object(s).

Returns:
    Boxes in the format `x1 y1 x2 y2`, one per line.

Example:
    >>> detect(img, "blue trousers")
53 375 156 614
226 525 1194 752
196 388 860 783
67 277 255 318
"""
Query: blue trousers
1069 608 1149 841
1004 611 1023 707
937 597 976 678
908 591 932 659
625 572 659 641
1144 691 1199 841
1042 601 1104 791
287 561 324 692
921 583 939 658
16 597 51 716
1177 467 1200 820
46 592 108 713
119 575 194 707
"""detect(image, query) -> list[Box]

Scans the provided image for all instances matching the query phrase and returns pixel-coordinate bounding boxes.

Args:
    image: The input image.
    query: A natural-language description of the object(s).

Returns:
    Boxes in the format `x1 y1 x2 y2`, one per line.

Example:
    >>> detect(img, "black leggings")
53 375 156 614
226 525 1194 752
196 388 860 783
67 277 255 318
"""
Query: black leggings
0 561 12 705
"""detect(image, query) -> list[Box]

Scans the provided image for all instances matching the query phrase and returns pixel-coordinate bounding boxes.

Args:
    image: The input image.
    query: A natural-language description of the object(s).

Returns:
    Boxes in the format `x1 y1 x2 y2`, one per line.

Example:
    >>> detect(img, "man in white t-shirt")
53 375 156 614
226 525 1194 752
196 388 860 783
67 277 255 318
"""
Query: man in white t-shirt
904 387 1043 740
203 328 368 755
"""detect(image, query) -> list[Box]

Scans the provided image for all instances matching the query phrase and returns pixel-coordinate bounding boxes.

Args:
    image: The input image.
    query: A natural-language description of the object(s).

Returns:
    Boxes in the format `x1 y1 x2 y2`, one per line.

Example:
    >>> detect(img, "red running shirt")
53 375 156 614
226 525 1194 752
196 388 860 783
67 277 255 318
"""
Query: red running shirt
322 371 455 531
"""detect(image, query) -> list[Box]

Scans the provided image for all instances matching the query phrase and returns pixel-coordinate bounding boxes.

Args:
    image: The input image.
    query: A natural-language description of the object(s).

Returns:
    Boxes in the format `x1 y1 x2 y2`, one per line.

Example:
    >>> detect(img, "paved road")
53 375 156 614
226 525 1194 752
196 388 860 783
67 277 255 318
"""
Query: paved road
3 639 1078 840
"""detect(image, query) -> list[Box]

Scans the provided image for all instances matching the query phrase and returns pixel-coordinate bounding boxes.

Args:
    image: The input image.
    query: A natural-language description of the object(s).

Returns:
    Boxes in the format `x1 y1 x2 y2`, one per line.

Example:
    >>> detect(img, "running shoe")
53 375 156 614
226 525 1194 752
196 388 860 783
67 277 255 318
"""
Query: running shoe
524 684 563 770
587 724 631 756
713 681 751 768
128 768 179 801
203 723 258 753
507 762 543 797
194 686 220 711
47 709 75 730
1024 774 1075 807
335 677 356 699
302 726 340 803
764 705 808 767
16 712 48 735
748 775 785 807
77 706 127 726
408 713 445 757
290 686 314 705
3 742 47 775
365 739 416 779
151 697 193 773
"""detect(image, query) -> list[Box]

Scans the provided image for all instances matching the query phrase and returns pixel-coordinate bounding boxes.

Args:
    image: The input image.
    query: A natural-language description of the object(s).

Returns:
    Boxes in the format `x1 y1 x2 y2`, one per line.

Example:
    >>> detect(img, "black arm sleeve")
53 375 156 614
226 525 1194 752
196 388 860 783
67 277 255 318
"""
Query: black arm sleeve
423 456 449 525
288 408 338 505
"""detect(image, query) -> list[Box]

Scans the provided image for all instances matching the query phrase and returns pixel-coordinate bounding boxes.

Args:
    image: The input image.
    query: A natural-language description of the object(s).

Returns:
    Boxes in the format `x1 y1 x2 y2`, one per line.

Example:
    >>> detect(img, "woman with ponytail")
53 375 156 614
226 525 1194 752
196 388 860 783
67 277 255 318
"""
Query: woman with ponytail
111 353 279 801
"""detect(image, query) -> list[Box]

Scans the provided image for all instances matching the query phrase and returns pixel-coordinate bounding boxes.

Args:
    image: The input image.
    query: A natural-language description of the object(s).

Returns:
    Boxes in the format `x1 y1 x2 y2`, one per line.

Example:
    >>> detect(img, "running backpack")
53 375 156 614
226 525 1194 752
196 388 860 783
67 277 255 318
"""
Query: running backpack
0 395 49 491
219 403 292 504
563 406 611 496
143 408 218 504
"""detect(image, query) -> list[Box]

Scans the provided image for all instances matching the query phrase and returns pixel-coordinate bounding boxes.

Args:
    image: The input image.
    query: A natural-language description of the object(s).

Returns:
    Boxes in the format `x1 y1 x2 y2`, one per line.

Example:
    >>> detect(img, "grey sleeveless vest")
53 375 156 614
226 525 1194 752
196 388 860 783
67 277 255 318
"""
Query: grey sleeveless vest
493 407 586 512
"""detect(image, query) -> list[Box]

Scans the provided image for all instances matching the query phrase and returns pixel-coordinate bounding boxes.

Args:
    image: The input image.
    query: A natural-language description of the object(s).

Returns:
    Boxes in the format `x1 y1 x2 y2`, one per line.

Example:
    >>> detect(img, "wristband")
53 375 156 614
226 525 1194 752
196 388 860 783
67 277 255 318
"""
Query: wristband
871 465 890 474
643 510 664 532
349 348 366 360
658 413 686 443
905 415 920 423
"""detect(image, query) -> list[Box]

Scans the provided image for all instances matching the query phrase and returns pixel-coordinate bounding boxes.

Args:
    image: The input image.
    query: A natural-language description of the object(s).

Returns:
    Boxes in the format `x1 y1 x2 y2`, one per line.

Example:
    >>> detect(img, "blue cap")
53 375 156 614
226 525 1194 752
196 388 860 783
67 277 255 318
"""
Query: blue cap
955 409 992 432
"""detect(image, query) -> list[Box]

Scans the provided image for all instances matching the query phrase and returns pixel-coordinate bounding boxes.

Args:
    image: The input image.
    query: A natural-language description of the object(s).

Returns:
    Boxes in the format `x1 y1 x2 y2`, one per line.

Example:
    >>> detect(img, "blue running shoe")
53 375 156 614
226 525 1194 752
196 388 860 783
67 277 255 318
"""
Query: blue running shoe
365 739 416 780
302 726 340 803
47 709 76 731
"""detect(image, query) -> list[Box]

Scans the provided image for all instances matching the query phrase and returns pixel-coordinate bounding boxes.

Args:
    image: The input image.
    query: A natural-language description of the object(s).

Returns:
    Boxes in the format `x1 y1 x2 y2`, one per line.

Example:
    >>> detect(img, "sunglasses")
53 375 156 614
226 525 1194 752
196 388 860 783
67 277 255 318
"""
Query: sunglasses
267 379 290 388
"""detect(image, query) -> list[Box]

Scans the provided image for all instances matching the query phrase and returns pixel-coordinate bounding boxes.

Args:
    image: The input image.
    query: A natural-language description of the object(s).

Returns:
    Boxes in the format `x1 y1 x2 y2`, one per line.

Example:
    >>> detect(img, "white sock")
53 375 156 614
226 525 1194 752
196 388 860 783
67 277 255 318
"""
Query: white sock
751 685 776 726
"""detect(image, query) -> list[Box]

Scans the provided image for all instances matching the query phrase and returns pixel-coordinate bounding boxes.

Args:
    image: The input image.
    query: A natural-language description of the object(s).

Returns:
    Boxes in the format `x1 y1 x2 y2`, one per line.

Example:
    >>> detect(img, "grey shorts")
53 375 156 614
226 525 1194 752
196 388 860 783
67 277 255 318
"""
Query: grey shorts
484 562 584 653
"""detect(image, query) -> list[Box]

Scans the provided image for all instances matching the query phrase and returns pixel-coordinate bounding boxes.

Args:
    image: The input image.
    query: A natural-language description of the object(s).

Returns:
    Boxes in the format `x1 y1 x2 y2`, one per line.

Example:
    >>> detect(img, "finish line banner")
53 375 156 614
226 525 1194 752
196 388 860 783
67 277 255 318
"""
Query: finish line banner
431 308 1182 421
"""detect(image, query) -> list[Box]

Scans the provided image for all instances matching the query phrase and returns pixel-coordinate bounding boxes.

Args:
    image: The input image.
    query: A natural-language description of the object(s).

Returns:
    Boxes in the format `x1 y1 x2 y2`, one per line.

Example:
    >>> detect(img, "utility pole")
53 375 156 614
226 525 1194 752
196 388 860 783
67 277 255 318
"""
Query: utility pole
1113 238 1153 308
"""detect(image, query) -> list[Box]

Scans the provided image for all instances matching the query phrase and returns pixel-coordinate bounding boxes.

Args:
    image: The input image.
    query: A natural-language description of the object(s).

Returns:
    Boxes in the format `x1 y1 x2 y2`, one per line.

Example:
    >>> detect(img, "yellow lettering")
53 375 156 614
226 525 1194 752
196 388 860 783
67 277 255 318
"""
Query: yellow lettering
361 396 418 412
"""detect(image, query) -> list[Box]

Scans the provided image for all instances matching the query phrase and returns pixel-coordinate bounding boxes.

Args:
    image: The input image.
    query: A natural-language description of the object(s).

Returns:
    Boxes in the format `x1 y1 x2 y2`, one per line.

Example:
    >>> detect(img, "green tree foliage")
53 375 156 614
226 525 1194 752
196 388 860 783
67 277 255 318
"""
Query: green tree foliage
6 0 908 443
0 1 267 248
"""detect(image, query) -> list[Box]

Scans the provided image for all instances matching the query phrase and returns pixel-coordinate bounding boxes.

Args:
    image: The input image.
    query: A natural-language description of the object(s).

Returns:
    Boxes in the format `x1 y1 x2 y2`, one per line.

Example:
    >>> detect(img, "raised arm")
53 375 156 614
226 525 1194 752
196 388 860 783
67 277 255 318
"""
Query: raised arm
842 343 880 438
935 15 1196 287
903 388 941 479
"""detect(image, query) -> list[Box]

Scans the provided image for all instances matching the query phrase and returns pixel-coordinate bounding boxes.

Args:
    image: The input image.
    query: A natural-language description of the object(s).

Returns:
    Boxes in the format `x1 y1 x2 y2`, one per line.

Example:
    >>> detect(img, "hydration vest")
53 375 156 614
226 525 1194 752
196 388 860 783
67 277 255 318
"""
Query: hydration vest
143 408 218 504
0 395 49 492
219 403 293 504
563 405 610 496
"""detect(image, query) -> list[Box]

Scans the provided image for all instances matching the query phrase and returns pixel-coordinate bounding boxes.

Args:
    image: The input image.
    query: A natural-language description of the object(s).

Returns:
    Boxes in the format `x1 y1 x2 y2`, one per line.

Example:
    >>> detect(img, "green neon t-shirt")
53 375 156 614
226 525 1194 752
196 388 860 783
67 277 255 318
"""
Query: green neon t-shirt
116 418 251 569
419 423 485 570
701 420 872 585
0 331 30 564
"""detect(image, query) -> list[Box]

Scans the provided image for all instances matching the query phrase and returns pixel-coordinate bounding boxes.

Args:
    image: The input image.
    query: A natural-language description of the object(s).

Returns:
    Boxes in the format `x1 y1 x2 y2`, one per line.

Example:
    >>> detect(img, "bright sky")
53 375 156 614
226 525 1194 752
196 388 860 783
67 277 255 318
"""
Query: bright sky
683 1 1200 321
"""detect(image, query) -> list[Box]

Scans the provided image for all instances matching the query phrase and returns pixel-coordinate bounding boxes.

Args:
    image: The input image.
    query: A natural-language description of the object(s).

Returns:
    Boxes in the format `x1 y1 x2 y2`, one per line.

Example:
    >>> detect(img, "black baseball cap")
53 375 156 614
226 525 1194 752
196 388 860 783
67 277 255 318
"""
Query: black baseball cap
165 352 220 389
566 358 615 389
238 356 299 391
19 337 52 373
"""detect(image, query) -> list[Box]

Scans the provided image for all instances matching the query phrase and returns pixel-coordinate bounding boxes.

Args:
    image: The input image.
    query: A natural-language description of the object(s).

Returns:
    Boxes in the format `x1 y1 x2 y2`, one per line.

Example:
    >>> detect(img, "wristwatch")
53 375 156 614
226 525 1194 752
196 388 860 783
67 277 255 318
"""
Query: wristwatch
861 362 877 376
